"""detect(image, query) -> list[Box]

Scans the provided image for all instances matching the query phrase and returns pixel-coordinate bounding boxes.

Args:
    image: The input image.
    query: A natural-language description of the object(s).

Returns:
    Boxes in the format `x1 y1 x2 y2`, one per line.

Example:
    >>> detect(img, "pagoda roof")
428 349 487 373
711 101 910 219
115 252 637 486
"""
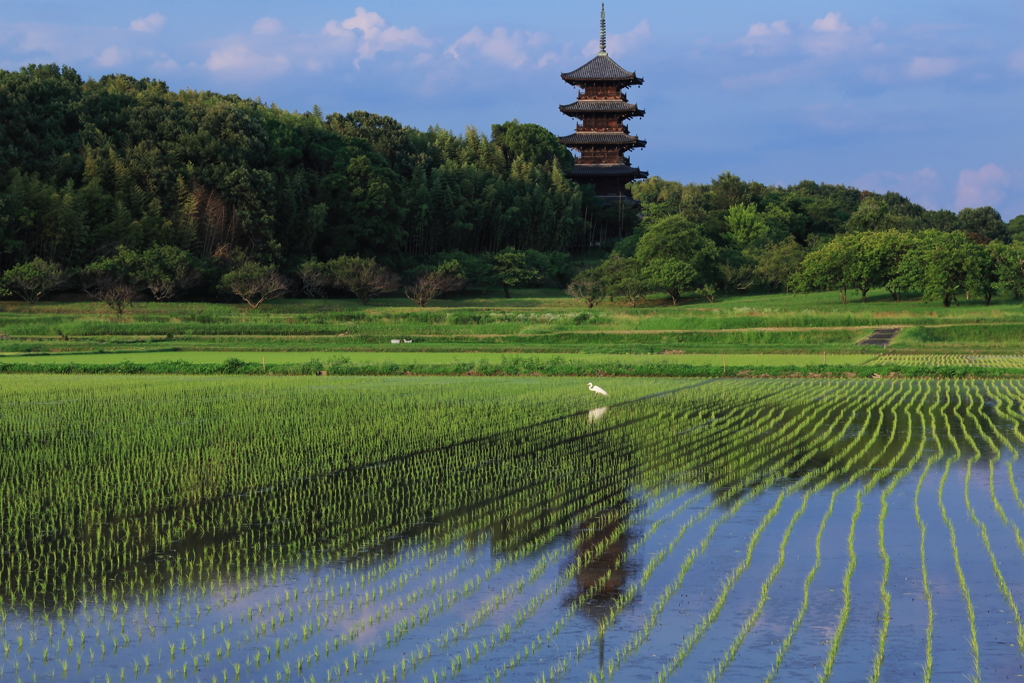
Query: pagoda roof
559 100 644 116
561 55 643 85
558 132 646 147
569 164 648 178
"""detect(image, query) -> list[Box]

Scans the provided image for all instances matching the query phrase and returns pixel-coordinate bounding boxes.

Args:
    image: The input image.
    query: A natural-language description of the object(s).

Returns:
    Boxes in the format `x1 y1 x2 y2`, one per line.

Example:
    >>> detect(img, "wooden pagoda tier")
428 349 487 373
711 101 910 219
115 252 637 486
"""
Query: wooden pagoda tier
558 49 647 199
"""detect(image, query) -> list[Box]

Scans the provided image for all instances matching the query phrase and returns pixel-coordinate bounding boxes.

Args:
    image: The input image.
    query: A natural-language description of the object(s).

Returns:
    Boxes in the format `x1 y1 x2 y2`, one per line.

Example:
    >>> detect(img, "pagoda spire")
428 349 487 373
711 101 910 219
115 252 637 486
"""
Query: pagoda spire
598 4 607 57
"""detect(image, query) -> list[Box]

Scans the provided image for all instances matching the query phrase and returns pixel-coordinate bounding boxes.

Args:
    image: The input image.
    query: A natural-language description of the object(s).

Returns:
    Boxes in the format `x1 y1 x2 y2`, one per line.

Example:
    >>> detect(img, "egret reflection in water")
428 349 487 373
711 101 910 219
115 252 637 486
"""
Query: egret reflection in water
588 406 609 423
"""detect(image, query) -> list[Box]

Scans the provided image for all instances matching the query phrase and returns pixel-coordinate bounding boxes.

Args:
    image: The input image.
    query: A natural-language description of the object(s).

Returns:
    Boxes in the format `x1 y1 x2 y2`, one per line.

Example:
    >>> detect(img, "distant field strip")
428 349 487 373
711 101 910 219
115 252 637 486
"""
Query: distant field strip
1 377 1023 682
873 354 1024 368
0 350 873 366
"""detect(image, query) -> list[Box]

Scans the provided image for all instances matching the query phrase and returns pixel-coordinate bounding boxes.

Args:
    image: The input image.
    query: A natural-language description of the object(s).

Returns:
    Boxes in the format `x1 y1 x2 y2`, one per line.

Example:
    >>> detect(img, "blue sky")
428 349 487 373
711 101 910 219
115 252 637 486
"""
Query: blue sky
2 1 1022 218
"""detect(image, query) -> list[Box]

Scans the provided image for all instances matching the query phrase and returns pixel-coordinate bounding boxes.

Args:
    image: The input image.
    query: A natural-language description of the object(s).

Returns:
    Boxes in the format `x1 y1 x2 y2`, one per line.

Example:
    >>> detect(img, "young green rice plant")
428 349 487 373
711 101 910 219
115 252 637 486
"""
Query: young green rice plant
937 456 981 683
650 380 906 683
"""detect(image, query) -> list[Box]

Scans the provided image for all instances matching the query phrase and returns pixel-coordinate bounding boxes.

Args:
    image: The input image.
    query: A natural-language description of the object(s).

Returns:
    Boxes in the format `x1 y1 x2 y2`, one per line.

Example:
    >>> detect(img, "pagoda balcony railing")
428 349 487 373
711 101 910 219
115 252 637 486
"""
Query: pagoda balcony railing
575 124 629 134
576 91 628 102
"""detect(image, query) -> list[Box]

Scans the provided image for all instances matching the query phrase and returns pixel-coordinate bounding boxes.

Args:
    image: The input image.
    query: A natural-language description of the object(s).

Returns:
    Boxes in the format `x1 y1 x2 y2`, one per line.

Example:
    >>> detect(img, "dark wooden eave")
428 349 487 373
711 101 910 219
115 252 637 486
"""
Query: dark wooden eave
558 132 646 148
560 55 643 86
558 100 645 117
568 164 649 179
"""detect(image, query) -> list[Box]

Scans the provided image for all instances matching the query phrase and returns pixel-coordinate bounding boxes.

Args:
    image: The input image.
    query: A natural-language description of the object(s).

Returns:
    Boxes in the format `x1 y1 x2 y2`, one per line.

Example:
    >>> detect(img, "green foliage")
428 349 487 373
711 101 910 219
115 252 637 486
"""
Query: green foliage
1008 215 1024 243
0 257 66 302
899 230 994 306
566 269 606 308
136 245 200 300
754 237 806 292
991 241 1024 300
328 255 401 304
0 65 587 278
957 206 1008 243
596 253 649 308
490 120 574 174
491 248 539 298
219 262 289 308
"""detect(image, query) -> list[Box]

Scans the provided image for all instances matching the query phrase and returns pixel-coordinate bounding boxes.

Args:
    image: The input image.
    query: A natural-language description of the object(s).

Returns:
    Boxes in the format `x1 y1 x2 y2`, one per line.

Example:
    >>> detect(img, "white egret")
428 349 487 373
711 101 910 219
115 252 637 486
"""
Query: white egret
587 382 609 397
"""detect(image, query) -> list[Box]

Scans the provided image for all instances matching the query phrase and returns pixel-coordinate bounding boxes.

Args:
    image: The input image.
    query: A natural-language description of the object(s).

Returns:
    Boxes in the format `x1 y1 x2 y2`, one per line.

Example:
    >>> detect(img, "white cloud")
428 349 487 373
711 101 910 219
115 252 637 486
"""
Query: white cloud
907 56 958 79
811 12 850 33
252 18 284 36
538 51 559 68
96 45 125 67
582 20 650 57
747 20 792 38
956 164 1009 209
205 44 289 76
732 12 883 71
446 27 529 69
334 8 430 67
802 12 876 57
806 12 864 56
739 20 791 55
129 13 166 33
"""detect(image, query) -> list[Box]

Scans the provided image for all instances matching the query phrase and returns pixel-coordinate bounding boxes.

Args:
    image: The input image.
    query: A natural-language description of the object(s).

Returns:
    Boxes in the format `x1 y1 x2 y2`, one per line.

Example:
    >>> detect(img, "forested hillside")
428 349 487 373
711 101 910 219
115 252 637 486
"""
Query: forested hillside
1 63 1021 305
0 64 587 270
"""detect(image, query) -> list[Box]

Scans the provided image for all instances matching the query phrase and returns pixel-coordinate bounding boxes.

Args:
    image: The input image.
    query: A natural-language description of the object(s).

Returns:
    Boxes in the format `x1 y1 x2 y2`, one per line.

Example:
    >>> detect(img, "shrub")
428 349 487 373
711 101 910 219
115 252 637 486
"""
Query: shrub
220 263 290 308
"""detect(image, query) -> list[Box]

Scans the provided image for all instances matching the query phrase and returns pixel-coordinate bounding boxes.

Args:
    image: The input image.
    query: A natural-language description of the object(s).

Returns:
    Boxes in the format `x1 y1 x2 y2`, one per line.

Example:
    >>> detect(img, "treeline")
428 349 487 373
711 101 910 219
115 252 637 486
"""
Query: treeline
0 64 610 273
566 174 1024 307
3 63 1022 308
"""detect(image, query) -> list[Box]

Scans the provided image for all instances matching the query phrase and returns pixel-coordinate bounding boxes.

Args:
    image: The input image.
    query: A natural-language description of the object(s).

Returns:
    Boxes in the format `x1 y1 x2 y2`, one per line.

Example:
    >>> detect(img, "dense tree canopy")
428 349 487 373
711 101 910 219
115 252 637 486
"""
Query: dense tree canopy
0 65 588 277
2 64 1021 305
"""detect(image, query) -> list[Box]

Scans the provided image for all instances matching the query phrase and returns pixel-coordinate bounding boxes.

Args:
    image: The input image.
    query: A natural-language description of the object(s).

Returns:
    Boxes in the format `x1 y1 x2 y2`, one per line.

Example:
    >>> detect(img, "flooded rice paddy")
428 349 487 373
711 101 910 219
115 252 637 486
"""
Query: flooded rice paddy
1 376 1023 682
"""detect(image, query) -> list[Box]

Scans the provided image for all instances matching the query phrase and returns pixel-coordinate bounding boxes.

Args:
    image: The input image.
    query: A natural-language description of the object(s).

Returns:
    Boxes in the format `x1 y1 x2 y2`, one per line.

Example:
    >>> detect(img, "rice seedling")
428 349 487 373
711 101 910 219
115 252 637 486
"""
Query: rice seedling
2 376 1024 682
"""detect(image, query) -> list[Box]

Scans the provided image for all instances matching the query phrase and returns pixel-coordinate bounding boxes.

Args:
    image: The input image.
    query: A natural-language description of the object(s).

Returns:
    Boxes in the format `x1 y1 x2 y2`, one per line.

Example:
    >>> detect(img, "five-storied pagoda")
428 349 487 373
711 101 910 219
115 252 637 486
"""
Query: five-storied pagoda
558 4 647 200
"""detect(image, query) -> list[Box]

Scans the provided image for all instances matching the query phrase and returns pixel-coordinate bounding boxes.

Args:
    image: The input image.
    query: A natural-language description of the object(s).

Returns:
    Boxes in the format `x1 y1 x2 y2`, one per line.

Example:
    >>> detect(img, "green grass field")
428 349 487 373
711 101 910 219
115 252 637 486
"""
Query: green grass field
1 288 1022 373
0 350 873 367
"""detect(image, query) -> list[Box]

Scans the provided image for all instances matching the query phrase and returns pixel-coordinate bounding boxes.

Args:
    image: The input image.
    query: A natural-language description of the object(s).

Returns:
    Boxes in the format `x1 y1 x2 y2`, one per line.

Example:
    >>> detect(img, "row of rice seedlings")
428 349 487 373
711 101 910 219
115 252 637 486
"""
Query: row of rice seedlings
874 355 1024 368
912 379 951 683
583 381 872 683
434 385 813 682
158 414 680 680
986 459 1024 595
182 389 745 683
957 382 1024 650
543 380 893 683
762 379 906 683
0 376 622 604
986 380 1024 443
0 378 663 679
935 392 982 683
962 460 1024 649
650 379 907 683
337 395 761 679
530 388 849 683
775 381 912 683
866 380 933 683
702 490 810 683
761 487 839 683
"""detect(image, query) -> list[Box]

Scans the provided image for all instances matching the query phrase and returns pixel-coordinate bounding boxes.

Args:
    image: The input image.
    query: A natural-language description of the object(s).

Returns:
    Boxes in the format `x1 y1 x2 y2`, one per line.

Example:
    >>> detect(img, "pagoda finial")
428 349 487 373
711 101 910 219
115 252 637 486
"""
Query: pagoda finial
598 4 607 56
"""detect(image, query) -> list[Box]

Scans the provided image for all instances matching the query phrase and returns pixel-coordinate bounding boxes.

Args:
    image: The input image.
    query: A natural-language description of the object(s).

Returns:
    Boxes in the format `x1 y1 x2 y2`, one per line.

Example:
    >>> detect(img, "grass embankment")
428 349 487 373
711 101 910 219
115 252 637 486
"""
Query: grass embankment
1 356 1020 379
1 289 1022 373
